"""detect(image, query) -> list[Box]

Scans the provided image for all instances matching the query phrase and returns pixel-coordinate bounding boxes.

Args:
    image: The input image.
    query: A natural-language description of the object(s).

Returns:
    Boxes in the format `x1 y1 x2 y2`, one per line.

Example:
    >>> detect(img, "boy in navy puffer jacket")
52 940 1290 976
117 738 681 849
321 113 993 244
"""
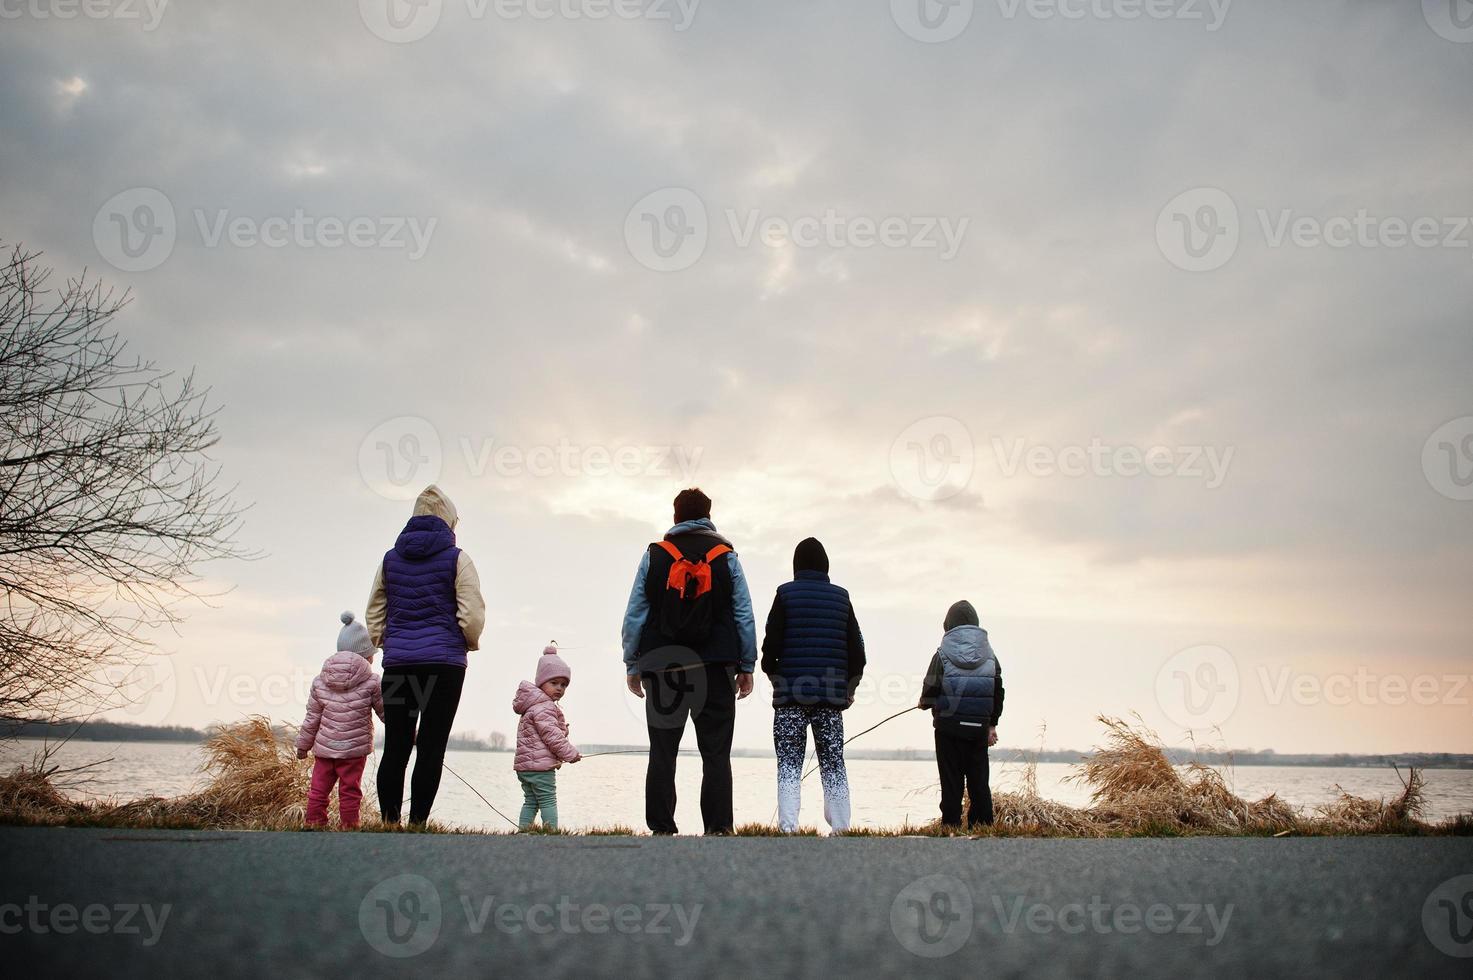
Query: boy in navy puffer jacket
918 600 1004 828
760 538 866 833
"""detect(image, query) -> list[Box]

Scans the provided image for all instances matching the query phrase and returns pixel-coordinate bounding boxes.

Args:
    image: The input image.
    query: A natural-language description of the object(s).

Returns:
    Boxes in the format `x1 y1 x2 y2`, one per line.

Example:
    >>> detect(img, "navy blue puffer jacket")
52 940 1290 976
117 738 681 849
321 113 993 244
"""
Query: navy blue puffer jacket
763 570 863 708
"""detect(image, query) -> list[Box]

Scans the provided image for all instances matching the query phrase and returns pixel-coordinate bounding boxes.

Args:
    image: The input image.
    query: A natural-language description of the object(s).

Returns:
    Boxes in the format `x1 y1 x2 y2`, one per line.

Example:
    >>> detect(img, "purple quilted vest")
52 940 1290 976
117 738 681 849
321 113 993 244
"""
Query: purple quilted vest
382 514 467 668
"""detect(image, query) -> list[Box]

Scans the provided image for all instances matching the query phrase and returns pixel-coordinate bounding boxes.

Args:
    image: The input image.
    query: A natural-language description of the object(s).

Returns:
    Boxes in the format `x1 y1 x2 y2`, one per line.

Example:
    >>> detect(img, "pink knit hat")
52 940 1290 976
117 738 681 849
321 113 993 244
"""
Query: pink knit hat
535 643 572 686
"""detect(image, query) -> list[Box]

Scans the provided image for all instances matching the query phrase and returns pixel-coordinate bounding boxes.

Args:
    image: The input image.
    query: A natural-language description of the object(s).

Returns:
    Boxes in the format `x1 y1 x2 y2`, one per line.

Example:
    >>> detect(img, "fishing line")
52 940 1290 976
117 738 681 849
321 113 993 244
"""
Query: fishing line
800 705 921 782
442 762 520 830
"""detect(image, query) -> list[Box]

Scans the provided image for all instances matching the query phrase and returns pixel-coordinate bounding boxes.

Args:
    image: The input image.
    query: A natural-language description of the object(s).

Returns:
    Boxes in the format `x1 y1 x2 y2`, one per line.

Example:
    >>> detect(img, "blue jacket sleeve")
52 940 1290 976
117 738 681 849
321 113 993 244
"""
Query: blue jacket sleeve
727 554 758 673
621 550 652 675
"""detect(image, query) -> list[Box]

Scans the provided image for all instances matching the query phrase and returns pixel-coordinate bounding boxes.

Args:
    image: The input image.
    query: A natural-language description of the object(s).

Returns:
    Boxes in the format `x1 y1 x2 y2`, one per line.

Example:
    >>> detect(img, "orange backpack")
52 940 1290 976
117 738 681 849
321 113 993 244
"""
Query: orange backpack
651 540 733 643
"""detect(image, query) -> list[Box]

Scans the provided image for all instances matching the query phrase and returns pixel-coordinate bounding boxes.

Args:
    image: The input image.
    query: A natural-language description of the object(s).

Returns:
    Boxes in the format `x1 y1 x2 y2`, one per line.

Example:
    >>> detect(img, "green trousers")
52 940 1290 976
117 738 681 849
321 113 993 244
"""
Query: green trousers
517 770 558 830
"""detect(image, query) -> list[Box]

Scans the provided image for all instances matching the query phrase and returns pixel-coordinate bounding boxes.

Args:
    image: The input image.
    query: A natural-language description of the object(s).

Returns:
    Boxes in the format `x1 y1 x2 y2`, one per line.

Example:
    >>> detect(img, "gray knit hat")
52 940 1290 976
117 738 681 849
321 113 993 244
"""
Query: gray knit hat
337 610 375 657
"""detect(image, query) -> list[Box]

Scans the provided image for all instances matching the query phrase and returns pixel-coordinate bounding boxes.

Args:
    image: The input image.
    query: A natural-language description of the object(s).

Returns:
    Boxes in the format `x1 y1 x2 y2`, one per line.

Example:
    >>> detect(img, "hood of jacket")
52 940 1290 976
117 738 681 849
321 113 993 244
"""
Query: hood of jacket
938 625 992 670
320 649 374 692
413 485 459 528
665 518 733 548
512 679 551 716
394 514 457 560
392 485 460 560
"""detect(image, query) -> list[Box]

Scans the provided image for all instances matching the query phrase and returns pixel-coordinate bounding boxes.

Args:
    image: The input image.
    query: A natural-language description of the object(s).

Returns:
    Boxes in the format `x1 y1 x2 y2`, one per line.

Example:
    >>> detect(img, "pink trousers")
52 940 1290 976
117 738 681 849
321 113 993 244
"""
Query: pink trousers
306 755 367 828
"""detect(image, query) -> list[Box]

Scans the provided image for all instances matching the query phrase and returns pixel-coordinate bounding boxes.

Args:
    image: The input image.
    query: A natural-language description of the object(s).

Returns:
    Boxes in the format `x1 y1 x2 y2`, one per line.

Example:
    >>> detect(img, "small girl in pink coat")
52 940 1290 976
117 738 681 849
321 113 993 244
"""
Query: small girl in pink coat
512 643 581 830
295 612 384 828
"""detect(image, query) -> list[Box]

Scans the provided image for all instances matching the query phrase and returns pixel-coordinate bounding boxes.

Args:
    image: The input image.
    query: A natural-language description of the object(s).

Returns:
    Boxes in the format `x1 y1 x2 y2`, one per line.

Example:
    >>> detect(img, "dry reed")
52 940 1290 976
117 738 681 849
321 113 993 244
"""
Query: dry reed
0 715 1464 837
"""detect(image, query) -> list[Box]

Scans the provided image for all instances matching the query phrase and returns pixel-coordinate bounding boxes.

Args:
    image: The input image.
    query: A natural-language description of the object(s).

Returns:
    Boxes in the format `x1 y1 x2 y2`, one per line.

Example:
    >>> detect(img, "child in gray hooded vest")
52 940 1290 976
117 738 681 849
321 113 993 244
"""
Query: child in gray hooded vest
917 600 1004 828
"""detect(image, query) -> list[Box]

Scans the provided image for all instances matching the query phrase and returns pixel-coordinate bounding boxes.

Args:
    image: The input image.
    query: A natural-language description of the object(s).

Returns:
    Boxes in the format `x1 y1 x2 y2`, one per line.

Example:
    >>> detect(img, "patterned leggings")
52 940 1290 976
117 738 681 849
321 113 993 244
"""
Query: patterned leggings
774 704 850 833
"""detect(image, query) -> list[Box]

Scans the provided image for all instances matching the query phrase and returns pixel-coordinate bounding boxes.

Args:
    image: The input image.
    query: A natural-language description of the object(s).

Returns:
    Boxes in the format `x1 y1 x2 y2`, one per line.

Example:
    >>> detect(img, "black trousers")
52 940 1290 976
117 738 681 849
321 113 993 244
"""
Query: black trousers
935 728 993 828
643 663 737 835
377 664 465 824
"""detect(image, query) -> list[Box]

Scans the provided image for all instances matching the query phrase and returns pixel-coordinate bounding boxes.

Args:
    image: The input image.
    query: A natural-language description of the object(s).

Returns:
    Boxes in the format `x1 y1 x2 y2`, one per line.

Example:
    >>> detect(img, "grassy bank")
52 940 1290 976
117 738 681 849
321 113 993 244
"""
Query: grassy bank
3 716 1468 838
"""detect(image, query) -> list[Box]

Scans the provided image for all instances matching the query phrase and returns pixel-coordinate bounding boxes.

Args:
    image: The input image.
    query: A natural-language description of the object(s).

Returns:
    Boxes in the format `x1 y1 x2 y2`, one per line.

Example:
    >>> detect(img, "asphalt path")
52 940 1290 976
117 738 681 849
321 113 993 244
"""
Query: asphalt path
2 828 1471 978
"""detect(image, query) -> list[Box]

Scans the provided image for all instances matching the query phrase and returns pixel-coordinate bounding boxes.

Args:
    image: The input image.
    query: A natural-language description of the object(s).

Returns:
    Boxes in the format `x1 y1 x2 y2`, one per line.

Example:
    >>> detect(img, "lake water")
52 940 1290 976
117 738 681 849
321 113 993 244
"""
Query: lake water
5 739 1470 831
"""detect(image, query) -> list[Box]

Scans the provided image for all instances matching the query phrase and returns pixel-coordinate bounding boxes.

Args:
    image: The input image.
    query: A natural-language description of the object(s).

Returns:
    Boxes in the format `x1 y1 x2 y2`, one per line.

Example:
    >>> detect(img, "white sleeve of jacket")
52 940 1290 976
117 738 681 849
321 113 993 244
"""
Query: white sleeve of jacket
365 562 387 649
456 552 487 652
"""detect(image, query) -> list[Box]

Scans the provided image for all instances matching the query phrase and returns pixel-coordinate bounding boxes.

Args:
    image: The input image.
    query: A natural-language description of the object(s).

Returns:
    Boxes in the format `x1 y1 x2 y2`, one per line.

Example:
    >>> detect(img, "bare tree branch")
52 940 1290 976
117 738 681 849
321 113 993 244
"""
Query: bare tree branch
0 242 253 724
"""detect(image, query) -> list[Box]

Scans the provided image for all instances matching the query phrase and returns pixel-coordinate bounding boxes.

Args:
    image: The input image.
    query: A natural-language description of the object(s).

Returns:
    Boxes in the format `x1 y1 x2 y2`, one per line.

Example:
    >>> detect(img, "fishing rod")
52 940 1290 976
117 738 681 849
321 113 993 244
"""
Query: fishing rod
800 705 921 781
768 705 922 824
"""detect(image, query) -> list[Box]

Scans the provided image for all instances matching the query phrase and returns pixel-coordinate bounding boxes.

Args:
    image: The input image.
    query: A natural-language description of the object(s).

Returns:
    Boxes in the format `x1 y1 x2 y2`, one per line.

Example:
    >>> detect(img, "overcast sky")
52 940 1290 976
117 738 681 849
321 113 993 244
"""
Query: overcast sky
3 0 1471 755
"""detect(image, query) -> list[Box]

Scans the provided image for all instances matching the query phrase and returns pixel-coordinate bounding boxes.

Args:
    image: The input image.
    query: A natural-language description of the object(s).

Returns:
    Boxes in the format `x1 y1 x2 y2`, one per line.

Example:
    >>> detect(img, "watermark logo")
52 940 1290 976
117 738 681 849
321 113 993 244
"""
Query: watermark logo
1258 666 1473 709
93 187 176 273
0 0 170 30
625 188 708 272
891 875 974 957
1423 0 1473 43
359 416 444 501
1155 644 1239 730
1422 417 1473 502
992 894 1233 943
0 898 171 946
891 0 974 43
1423 874 1473 957
93 656 178 726
992 437 1234 488
93 189 437 272
624 645 710 730
726 209 968 260
360 0 443 42
890 416 976 502
1157 188 1240 272
360 874 443 958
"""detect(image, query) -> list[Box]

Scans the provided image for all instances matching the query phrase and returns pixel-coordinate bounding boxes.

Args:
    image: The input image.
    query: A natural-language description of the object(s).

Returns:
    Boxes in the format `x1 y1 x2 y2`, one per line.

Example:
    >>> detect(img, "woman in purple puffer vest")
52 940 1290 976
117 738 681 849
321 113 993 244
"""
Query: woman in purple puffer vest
365 485 486 825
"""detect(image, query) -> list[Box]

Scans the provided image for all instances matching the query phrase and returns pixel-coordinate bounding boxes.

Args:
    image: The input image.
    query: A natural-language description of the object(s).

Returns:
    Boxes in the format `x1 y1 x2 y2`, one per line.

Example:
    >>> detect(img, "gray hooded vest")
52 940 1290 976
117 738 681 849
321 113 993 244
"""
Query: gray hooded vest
934 625 999 730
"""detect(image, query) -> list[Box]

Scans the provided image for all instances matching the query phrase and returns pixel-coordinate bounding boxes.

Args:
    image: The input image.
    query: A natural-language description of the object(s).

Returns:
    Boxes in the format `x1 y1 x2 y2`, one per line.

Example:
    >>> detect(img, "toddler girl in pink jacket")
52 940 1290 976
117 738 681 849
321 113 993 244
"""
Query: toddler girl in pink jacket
512 644 581 830
295 612 384 828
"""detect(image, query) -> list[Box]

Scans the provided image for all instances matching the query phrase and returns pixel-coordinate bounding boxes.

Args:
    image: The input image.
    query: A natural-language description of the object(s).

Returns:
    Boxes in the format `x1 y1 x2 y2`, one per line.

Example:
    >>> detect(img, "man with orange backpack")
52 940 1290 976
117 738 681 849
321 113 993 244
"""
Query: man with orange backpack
621 488 757 835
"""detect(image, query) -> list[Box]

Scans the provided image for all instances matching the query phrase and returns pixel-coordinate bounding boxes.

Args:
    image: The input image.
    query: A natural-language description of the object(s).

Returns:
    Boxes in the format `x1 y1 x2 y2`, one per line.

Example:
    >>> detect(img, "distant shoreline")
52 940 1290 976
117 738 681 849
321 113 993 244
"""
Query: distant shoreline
5 719 1471 769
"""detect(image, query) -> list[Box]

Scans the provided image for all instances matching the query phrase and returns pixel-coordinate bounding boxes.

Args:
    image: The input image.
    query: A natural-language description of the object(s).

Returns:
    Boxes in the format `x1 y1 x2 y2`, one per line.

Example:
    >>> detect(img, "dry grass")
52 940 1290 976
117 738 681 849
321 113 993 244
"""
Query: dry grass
1 715 1467 837
0 716 374 830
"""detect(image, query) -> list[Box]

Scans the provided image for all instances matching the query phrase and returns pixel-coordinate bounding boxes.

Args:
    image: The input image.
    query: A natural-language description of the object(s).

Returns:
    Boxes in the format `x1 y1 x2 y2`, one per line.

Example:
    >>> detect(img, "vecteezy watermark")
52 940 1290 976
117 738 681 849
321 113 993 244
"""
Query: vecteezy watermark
889 416 977 503
360 875 443 958
623 187 970 272
0 0 169 30
358 0 700 43
358 875 702 957
0 898 171 947
1423 0 1473 44
1157 187 1473 272
992 437 1234 489
890 876 1234 958
623 188 708 273
1258 666 1473 709
462 437 703 481
359 417 445 502
1155 645 1239 730
890 0 1230 43
356 416 703 500
1423 417 1473 502
1156 188 1240 272
991 894 1233 944
1423 874 1473 958
93 188 177 273
92 188 437 272
89 656 179 727
892 875 974 957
